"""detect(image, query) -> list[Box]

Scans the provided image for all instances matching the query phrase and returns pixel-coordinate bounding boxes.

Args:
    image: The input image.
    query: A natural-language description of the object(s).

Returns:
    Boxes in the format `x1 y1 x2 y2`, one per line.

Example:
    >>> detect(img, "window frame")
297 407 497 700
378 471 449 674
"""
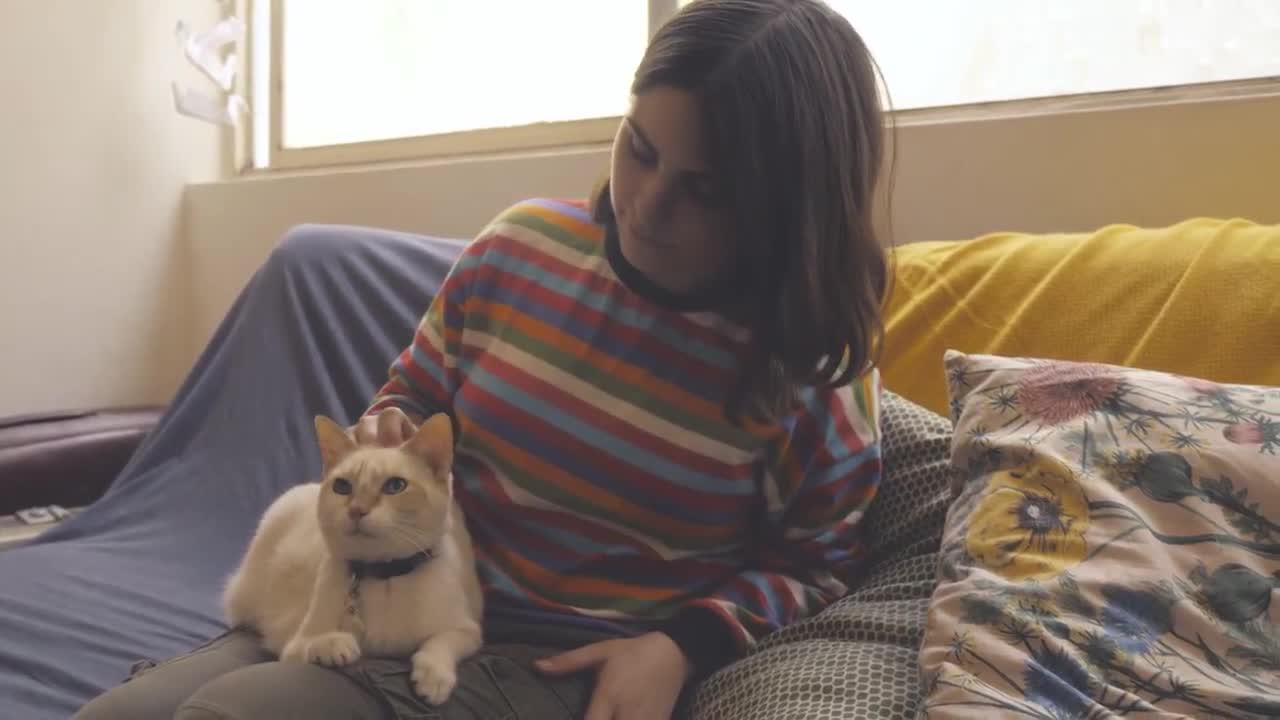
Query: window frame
238 0 1280 174
244 0 678 172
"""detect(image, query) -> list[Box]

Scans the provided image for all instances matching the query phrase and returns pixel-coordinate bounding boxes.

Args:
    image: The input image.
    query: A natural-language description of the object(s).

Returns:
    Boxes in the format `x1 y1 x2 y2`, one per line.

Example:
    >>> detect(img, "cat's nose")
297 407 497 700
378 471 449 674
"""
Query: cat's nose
348 505 369 520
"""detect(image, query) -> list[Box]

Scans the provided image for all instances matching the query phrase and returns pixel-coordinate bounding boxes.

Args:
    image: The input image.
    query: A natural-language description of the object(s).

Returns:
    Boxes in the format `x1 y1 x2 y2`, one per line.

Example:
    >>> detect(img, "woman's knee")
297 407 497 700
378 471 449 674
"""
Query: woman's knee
73 631 271 720
266 224 364 276
73 688 168 720
174 661 385 720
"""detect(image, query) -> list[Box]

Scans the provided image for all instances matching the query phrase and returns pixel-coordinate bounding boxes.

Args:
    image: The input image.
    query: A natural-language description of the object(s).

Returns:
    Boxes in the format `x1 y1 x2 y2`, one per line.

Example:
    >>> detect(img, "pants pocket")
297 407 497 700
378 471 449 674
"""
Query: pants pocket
343 658 440 720
475 654 577 720
123 628 248 683
346 650 585 720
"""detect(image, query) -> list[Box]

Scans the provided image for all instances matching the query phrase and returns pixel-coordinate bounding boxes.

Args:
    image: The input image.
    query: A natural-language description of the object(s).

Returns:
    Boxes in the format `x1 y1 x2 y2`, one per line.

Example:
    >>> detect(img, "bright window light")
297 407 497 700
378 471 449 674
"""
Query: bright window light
828 0 1280 109
279 0 647 149
273 0 1280 154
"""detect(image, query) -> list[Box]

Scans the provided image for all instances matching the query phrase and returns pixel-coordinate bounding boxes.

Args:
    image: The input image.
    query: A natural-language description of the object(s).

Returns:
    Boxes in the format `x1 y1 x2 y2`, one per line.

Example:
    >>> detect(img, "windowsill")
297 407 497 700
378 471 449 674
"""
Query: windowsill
208 76 1280 183
209 141 613 186
891 75 1280 125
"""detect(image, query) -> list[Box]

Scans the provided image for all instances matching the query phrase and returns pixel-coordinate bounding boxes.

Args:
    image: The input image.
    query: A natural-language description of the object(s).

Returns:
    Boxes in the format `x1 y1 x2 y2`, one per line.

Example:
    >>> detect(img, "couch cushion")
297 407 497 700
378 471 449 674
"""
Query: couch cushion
880 217 1280 417
0 407 163 514
690 389 956 720
918 351 1280 718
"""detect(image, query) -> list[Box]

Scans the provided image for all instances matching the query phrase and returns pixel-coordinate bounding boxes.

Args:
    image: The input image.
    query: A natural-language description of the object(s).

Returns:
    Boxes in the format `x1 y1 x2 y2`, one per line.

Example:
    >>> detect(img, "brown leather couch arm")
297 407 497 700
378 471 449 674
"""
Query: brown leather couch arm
0 406 164 515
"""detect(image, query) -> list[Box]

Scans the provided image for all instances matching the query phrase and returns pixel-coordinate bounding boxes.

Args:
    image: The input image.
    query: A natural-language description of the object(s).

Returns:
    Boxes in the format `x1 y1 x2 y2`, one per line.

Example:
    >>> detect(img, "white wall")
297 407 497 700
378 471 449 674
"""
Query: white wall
0 0 225 416
185 146 608 340
186 90 1280 353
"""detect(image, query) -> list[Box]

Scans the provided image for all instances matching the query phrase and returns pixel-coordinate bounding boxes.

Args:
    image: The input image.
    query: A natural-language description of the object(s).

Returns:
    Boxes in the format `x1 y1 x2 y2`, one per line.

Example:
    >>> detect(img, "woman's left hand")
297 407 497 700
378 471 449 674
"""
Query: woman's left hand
535 632 692 720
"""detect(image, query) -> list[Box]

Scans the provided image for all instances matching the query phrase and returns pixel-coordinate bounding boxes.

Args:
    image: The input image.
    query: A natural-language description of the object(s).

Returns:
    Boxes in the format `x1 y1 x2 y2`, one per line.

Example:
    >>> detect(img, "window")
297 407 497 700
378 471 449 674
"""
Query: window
279 1 650 149
820 0 1280 110
255 0 674 169
256 0 1280 170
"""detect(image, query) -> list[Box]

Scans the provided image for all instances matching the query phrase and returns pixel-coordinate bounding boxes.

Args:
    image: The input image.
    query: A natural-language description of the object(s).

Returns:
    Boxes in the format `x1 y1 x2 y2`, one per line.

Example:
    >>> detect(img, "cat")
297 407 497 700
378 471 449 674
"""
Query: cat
222 412 483 705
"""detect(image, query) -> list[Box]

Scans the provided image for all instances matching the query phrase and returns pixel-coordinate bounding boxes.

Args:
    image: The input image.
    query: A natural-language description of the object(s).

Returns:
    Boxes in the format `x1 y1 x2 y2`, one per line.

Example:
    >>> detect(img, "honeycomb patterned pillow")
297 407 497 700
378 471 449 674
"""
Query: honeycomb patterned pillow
688 390 957 720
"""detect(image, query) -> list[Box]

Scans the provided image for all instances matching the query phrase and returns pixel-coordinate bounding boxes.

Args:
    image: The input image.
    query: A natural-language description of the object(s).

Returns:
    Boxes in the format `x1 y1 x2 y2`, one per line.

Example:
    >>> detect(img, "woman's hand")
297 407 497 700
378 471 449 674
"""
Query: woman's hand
535 632 693 720
350 407 419 447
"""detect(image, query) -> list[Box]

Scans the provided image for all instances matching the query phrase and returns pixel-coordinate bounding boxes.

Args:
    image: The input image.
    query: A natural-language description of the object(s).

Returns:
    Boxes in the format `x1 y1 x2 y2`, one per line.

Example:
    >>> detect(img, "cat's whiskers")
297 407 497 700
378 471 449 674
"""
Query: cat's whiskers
388 517 432 539
386 523 434 558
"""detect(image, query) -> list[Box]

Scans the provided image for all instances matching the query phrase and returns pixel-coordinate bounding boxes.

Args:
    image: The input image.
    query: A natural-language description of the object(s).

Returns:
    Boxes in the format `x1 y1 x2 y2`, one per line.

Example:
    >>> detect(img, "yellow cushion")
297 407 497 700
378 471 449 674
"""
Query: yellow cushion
880 217 1280 416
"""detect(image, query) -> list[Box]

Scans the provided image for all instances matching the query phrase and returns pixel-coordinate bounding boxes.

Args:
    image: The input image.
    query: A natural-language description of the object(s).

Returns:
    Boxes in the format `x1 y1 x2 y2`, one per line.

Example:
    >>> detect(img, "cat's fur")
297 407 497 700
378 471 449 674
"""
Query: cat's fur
222 413 483 705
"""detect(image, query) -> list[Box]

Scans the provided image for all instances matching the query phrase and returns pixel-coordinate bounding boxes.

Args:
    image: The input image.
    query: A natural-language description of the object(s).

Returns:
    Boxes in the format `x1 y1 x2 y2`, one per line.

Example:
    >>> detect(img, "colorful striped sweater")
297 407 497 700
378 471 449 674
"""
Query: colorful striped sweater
365 198 883 673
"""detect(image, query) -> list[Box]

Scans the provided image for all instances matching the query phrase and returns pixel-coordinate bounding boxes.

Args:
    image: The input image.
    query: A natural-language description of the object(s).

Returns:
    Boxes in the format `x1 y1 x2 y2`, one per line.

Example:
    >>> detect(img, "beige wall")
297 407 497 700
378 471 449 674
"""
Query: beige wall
0 0 225 416
186 90 1280 354
885 91 1280 246
185 146 608 340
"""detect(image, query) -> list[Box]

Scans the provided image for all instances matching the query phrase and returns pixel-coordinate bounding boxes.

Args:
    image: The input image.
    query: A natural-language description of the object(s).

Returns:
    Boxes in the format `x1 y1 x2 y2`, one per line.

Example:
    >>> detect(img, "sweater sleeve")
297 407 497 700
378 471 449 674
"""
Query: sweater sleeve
363 237 486 423
657 370 884 676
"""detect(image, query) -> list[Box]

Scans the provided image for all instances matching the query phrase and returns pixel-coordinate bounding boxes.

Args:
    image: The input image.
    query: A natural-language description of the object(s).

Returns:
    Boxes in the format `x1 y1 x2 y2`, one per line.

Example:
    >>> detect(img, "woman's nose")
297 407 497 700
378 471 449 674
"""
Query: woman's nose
634 177 674 229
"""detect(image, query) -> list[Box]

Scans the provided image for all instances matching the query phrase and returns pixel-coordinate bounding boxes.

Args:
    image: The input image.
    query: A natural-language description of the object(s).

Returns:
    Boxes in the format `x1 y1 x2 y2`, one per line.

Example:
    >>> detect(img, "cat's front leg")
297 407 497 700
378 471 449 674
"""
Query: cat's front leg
280 557 361 667
412 623 483 705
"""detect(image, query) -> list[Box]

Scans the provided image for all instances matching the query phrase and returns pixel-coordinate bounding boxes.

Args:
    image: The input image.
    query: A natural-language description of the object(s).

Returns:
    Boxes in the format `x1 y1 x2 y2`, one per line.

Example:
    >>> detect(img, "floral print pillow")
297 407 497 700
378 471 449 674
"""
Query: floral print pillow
918 351 1280 719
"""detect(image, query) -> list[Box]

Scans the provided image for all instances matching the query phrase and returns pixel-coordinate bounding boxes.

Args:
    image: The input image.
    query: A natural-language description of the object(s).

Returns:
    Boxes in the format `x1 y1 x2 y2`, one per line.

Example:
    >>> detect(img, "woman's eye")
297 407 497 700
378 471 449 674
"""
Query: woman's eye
383 476 408 494
332 478 353 495
628 129 657 165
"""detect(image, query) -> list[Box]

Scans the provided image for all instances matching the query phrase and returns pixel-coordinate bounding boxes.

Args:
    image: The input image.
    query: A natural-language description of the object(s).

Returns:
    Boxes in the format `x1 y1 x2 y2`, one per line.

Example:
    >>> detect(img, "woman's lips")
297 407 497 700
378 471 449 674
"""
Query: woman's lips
628 225 675 250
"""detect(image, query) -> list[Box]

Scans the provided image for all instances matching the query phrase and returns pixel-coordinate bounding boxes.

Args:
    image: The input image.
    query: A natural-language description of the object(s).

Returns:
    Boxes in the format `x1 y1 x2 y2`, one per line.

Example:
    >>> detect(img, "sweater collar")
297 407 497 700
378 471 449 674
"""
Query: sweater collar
603 222 737 314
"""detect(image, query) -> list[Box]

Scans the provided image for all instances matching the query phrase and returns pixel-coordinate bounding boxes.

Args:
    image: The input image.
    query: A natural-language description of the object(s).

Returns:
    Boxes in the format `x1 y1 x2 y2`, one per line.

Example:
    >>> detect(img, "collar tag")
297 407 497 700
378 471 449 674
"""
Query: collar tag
343 573 365 638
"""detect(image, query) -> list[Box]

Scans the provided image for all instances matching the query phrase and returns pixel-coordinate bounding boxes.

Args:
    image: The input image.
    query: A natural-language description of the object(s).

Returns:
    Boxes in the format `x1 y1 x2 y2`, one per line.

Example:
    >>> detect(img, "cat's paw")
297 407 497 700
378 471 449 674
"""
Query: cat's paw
411 652 457 706
279 636 307 664
304 632 363 667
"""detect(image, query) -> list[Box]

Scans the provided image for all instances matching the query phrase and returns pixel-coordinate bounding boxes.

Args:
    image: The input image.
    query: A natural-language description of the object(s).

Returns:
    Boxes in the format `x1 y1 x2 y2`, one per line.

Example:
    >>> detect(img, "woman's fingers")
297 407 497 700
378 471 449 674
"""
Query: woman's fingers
352 415 379 445
535 640 613 675
539 642 619 719
349 408 418 447
376 409 411 446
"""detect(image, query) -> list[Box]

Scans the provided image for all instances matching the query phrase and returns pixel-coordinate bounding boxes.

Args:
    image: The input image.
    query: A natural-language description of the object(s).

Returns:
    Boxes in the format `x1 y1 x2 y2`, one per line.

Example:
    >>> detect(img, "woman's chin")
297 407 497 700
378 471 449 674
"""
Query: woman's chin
620 237 683 291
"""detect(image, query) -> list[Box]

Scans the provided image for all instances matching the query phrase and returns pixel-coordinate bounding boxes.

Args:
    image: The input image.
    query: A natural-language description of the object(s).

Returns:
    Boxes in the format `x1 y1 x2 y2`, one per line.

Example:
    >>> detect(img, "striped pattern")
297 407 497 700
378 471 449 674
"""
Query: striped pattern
366 199 883 650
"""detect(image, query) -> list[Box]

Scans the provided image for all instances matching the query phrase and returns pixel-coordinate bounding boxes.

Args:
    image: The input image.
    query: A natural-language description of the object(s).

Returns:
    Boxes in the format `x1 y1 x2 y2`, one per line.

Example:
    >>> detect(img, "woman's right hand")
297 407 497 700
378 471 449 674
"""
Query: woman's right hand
351 407 419 447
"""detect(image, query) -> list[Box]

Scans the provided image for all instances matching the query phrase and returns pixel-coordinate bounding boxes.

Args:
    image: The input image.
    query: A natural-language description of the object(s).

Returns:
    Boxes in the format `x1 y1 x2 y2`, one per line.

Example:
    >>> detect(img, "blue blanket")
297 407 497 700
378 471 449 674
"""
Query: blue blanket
0 225 467 719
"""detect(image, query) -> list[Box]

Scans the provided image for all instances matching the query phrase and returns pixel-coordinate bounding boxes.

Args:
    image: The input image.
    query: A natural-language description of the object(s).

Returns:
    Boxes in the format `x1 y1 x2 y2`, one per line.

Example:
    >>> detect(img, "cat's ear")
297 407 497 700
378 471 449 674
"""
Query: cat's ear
403 413 454 475
314 415 357 470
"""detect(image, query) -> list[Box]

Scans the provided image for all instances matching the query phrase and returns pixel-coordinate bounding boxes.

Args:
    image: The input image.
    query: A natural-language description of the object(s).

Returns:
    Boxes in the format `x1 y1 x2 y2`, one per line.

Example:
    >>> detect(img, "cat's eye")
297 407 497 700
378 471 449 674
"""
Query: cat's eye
332 478 353 495
382 476 408 495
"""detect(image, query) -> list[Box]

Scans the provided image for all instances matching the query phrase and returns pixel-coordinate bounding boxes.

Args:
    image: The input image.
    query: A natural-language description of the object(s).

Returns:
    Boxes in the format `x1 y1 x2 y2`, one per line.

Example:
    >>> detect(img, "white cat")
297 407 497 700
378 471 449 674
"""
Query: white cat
222 413 483 705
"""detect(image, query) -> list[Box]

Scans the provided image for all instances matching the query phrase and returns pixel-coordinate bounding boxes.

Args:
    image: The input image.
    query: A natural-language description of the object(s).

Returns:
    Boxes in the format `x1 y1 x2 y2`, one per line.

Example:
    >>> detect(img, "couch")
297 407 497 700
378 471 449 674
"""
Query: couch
0 407 162 517
1 216 1275 719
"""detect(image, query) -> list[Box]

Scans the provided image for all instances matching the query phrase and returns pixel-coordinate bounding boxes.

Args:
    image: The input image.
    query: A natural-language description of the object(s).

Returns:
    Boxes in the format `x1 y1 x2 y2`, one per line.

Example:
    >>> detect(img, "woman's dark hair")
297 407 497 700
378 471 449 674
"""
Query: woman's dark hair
593 0 890 422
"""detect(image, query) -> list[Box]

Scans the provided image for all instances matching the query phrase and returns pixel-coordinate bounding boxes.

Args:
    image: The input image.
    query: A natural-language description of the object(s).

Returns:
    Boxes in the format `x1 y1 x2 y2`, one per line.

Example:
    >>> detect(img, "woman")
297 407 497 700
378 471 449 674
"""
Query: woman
76 0 889 718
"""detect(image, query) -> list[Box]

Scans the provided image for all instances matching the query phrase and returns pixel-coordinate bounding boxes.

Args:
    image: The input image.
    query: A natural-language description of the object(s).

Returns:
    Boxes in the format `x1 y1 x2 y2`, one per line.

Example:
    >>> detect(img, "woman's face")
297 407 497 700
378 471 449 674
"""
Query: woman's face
609 86 731 296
